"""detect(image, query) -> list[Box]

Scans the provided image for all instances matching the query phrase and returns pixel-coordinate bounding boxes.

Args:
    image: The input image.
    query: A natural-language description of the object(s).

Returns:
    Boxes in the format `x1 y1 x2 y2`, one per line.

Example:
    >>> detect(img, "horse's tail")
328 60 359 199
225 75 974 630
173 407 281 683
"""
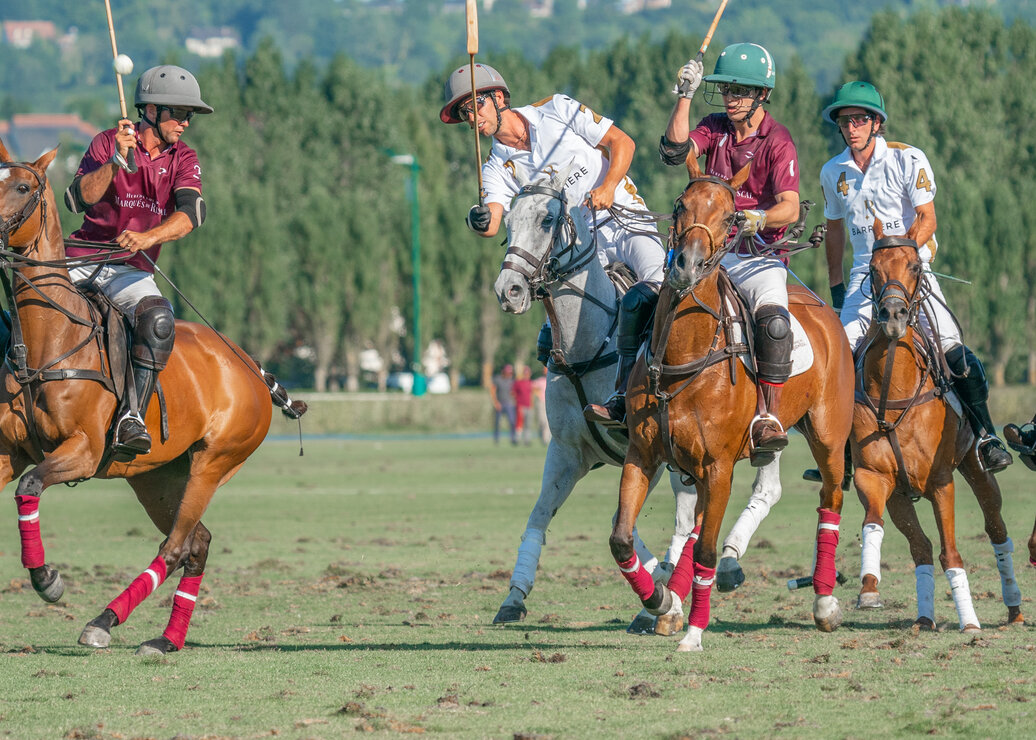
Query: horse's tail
253 359 308 419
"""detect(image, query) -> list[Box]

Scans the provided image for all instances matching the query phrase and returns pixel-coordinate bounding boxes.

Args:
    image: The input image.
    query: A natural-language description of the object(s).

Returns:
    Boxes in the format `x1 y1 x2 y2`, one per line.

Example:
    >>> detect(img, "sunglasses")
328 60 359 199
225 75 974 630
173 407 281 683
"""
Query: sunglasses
458 94 490 118
836 113 875 129
717 83 760 98
160 106 195 124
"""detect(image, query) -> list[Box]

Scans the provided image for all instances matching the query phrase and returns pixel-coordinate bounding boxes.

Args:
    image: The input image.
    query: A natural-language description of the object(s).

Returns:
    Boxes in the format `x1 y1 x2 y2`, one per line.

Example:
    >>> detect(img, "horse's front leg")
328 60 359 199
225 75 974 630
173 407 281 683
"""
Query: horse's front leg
675 462 733 653
609 457 667 613
14 435 99 603
494 441 588 624
928 480 981 633
884 492 936 629
716 451 782 592
956 453 1024 625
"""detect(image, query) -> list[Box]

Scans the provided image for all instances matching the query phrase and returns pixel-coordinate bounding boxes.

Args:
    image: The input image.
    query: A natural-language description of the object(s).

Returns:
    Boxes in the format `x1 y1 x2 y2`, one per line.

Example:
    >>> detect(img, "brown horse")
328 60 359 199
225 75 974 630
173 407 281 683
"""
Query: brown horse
853 221 1023 630
0 142 303 654
609 159 855 651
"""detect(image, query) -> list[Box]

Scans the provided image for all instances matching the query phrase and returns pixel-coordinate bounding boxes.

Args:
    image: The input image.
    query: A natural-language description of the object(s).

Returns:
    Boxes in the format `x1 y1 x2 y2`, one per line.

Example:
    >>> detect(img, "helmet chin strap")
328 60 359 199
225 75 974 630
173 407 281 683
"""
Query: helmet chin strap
729 92 768 125
140 107 174 147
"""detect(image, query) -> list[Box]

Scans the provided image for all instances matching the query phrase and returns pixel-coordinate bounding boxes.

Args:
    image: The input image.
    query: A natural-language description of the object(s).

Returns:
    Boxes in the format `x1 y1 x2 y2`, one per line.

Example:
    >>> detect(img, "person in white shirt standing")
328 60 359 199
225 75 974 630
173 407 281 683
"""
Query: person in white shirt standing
818 80 1011 473
440 63 666 426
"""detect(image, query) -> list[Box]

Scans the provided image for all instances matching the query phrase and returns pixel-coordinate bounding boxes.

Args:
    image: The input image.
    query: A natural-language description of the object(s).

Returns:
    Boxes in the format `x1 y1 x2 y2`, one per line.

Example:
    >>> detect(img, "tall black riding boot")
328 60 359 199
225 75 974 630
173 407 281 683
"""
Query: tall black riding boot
946 345 1012 473
115 364 157 455
584 354 636 427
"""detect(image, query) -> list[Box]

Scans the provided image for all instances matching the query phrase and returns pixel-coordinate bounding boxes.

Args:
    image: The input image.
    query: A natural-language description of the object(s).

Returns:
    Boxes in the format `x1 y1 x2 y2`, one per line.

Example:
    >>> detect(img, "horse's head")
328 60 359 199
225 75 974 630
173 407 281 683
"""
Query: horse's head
0 138 58 253
869 218 924 340
495 164 591 314
667 156 749 292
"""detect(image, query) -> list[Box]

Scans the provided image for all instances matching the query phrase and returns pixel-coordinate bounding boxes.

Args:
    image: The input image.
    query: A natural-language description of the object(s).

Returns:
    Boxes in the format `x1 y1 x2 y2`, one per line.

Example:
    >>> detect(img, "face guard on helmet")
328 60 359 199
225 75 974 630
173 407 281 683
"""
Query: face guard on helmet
440 63 510 125
701 43 775 121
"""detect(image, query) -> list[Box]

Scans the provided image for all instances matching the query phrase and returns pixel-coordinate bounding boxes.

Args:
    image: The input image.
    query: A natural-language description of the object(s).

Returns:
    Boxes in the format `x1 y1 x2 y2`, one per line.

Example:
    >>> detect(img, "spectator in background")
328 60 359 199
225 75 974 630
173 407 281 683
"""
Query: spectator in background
488 364 517 445
531 368 550 445
513 366 534 445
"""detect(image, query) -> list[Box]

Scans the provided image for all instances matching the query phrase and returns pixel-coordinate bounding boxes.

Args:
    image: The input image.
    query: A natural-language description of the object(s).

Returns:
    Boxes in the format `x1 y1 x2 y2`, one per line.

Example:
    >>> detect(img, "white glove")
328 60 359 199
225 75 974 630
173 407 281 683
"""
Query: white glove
738 209 767 237
674 59 704 99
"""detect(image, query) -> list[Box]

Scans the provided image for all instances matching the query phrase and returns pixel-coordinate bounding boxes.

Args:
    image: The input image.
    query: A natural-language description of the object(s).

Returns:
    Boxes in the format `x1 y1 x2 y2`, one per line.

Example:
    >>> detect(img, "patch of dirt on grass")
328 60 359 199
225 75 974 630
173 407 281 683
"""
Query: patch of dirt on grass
628 682 661 699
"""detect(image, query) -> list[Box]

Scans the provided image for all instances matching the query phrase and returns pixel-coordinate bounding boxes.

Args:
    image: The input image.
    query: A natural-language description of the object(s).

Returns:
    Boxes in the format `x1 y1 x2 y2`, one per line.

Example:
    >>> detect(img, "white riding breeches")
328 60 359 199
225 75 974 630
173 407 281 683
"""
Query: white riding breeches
841 265 961 353
595 222 665 284
69 264 162 319
720 253 789 313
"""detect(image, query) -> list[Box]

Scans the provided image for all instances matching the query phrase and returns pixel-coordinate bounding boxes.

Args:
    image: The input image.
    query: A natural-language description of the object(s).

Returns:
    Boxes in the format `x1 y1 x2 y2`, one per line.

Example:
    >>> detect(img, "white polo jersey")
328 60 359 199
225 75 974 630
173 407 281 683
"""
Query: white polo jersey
820 136 938 275
481 94 648 227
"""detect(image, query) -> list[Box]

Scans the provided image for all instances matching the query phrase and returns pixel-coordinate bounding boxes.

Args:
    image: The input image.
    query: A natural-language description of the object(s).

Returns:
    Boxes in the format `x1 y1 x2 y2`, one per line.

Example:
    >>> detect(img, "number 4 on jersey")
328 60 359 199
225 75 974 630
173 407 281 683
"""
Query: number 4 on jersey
836 171 849 197
915 168 932 192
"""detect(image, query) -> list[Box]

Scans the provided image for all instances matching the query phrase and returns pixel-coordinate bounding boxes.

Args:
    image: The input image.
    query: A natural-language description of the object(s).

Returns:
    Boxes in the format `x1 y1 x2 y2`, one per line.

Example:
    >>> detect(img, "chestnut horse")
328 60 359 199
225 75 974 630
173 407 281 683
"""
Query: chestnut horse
610 159 855 652
0 143 303 654
853 222 1023 630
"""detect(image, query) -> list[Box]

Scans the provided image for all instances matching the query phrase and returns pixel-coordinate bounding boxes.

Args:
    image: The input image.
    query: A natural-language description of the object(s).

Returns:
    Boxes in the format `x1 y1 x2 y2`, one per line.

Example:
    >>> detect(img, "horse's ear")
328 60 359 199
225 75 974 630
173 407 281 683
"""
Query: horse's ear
0 138 11 164
685 151 702 180
729 163 751 191
872 218 884 240
33 146 58 174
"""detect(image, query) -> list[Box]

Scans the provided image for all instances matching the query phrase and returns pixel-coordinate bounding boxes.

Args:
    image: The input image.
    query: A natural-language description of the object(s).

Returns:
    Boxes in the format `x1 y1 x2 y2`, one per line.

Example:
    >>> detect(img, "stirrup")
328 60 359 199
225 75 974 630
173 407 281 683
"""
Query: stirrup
976 435 1012 474
749 413 788 449
114 411 151 455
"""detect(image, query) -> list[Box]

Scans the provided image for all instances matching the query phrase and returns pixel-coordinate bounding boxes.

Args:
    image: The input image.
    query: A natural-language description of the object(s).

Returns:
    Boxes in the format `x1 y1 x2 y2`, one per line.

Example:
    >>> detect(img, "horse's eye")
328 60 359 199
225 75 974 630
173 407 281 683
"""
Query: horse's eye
541 216 553 229
16 184 30 195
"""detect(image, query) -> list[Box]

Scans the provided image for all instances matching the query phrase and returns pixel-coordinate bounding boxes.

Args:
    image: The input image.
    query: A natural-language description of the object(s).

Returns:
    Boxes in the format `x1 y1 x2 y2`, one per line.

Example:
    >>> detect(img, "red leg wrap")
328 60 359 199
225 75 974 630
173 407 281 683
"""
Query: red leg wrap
668 525 701 601
16 495 45 569
813 507 841 596
162 574 203 650
688 562 716 630
107 556 168 625
616 552 656 602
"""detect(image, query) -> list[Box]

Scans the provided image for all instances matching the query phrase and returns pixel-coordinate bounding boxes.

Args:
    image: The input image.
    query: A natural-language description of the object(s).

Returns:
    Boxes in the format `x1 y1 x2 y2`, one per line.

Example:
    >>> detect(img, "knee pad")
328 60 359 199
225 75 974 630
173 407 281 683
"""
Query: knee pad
754 304 792 383
537 322 552 365
617 281 659 356
132 296 176 370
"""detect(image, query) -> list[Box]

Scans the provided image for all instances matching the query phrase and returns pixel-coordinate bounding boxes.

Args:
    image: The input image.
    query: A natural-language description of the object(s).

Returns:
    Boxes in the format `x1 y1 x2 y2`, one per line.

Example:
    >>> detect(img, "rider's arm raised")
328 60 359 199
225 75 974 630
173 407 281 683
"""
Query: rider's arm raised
660 99 700 165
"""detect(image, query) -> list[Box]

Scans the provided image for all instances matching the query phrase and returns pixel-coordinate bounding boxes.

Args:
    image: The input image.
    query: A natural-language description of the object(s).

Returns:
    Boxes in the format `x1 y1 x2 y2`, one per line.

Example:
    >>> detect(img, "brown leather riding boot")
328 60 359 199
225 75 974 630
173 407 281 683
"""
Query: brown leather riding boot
750 381 788 462
584 355 636 428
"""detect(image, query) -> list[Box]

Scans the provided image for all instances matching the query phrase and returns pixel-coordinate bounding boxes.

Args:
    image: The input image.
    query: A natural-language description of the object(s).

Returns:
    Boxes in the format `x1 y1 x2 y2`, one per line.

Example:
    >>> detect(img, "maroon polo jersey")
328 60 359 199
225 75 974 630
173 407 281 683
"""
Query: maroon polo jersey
67 125 202 273
688 112 799 245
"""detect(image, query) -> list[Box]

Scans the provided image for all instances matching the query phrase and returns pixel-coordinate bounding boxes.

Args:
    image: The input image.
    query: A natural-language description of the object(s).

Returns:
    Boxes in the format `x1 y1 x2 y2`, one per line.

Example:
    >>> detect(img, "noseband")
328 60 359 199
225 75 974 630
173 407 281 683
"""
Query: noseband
501 184 596 295
869 236 924 324
0 162 47 249
667 176 738 281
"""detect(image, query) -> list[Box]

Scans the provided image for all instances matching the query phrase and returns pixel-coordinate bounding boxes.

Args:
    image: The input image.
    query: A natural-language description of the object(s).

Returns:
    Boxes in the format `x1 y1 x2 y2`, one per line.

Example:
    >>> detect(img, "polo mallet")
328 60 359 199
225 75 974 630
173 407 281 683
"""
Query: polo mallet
103 0 138 173
465 0 483 204
674 0 730 94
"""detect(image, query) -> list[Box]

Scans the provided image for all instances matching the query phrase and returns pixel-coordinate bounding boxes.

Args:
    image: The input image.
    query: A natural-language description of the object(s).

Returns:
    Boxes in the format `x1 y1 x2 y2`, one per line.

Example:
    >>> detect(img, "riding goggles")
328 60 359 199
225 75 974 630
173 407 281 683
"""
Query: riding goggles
458 94 490 119
836 113 875 129
717 83 761 98
160 106 195 124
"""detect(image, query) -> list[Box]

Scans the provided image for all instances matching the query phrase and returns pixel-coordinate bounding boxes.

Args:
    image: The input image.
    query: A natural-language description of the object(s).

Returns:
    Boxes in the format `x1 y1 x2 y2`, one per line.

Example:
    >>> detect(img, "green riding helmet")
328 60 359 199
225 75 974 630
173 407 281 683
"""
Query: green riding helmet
135 65 213 114
822 81 887 124
704 42 776 89
440 63 510 124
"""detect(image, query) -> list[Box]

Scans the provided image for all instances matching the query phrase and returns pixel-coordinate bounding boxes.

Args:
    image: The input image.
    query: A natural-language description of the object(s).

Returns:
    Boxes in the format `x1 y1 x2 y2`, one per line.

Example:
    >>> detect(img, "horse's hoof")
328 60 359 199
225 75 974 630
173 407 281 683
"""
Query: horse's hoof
492 604 527 624
962 624 982 634
856 592 883 609
654 606 685 637
676 626 704 652
78 624 111 649
715 557 745 593
136 637 177 656
29 565 65 603
1007 606 1025 625
813 595 843 632
626 612 656 635
914 617 936 632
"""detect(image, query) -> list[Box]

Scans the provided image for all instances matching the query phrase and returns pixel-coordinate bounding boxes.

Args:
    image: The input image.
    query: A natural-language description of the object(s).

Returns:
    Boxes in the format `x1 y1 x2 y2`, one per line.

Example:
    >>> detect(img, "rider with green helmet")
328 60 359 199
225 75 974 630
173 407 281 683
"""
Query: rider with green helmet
65 65 212 457
658 42 801 462
819 80 1012 474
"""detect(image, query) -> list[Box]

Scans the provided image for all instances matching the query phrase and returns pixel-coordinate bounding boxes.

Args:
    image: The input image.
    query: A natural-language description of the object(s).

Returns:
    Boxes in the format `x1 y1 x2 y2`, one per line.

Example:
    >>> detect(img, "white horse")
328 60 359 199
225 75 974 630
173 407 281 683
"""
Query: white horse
492 168 783 632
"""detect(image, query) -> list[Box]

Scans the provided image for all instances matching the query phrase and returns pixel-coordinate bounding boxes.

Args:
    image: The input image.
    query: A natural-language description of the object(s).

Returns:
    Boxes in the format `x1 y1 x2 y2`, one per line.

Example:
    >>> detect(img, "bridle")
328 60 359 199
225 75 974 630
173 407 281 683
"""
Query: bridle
666 176 739 285
0 162 47 252
868 236 927 328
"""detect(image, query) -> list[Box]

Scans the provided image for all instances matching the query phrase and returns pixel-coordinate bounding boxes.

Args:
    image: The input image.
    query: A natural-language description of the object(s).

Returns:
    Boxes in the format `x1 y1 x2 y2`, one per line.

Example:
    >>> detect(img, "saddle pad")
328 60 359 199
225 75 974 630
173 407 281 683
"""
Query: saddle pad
725 295 814 378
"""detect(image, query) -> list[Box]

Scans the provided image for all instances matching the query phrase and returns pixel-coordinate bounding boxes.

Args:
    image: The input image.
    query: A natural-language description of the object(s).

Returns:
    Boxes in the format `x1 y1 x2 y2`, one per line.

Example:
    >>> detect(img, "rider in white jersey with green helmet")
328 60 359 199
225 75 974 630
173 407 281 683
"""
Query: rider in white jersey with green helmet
818 80 1012 473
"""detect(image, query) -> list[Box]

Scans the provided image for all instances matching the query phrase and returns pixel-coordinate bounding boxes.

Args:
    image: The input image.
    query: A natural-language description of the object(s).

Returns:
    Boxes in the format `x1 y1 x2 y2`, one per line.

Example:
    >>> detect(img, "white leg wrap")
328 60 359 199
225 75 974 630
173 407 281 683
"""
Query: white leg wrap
945 567 980 631
860 523 885 582
915 564 935 623
992 538 1022 608
510 529 546 596
721 453 782 558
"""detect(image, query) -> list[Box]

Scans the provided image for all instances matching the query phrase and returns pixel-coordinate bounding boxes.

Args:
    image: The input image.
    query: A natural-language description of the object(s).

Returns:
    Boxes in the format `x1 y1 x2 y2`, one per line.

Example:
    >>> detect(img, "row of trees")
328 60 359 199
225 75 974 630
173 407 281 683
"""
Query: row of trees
28 6 1036 389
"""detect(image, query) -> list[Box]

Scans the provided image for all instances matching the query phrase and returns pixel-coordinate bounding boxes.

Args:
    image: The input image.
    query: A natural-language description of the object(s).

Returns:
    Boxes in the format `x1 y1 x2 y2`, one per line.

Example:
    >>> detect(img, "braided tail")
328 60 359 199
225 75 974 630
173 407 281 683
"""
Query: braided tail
255 362 308 419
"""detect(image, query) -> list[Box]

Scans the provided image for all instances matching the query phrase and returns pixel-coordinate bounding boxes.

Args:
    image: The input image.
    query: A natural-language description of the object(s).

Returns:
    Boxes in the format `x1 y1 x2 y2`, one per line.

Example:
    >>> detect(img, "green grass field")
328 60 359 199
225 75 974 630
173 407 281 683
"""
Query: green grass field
0 435 1032 739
